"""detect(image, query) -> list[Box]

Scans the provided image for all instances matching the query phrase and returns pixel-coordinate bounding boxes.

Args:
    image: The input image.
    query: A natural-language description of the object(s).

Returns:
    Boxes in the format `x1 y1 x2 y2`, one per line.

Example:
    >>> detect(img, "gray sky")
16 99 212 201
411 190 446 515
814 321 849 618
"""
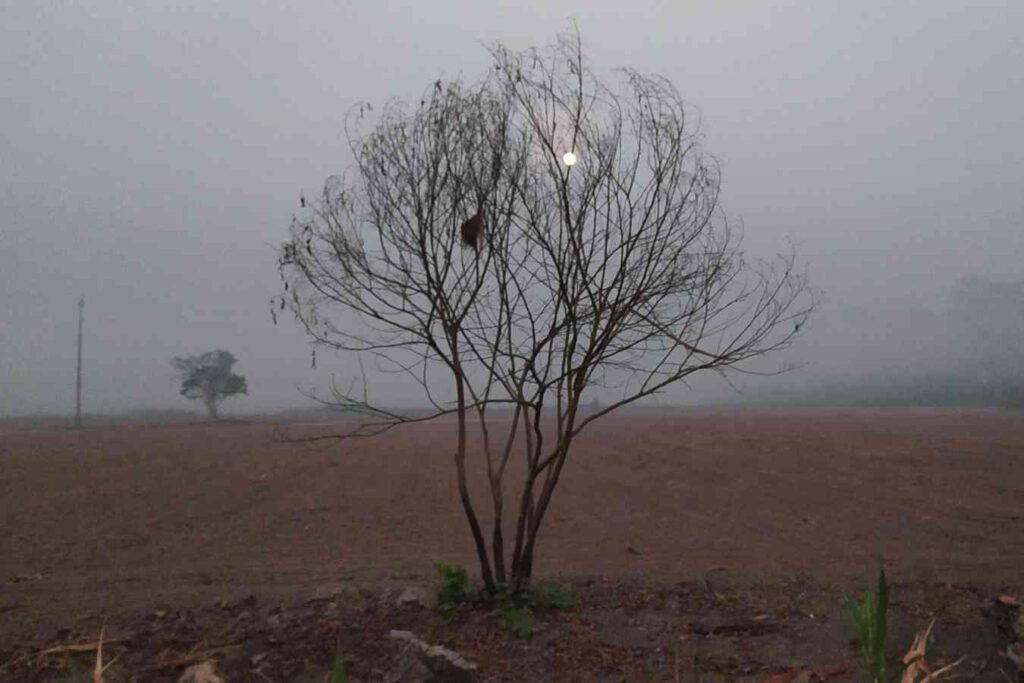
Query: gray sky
2 1 1022 415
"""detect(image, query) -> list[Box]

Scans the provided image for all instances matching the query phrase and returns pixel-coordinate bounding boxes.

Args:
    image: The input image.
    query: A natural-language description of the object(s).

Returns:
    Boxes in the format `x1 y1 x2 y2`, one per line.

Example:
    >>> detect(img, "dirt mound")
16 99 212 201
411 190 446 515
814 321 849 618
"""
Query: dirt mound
1 578 1016 682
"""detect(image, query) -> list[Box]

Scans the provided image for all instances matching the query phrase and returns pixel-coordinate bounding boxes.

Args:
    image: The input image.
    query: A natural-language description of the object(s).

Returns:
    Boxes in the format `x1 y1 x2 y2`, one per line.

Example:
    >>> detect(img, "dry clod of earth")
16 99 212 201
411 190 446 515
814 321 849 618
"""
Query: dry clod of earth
395 585 434 608
386 630 476 683
177 660 225 683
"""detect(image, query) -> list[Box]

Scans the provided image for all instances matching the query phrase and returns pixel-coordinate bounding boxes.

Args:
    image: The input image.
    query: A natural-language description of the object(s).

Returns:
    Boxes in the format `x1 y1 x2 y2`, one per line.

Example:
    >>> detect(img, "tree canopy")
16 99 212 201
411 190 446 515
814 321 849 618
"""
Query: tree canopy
171 350 247 420
277 31 814 593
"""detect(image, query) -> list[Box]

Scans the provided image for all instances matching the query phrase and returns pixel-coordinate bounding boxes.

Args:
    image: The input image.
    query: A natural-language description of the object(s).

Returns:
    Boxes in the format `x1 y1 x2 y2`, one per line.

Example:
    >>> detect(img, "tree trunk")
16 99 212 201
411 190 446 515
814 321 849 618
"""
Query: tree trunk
509 471 536 593
205 397 220 421
452 364 497 594
492 496 506 586
510 434 573 594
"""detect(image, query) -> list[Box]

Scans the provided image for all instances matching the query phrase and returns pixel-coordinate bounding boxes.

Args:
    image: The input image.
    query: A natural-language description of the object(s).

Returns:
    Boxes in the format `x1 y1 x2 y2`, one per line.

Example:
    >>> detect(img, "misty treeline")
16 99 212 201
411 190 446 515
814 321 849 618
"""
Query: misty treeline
949 276 1024 396
274 32 812 594
755 276 1024 408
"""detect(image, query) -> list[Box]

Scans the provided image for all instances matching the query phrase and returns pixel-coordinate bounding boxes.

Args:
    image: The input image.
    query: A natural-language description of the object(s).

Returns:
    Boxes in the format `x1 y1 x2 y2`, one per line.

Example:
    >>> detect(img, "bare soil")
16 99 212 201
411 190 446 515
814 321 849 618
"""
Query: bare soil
1 408 1022 680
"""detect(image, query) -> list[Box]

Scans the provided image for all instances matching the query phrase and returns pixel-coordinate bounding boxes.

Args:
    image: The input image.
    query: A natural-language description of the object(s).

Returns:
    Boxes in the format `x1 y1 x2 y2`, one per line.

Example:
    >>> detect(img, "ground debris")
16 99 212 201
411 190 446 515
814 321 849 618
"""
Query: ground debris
762 661 848 683
395 585 435 609
386 630 476 682
900 619 964 683
0 579 1020 682
177 660 225 683
982 593 1024 675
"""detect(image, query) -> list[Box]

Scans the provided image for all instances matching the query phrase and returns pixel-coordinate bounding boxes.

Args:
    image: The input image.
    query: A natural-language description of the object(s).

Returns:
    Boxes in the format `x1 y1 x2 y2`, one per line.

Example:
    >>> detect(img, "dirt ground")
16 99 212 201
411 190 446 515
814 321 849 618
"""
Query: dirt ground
1 408 1022 680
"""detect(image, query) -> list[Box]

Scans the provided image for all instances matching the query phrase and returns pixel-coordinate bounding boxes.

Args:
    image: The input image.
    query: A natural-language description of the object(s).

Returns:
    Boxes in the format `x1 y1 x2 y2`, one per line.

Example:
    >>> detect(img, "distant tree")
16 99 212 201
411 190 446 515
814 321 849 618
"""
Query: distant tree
277 32 813 594
171 350 247 420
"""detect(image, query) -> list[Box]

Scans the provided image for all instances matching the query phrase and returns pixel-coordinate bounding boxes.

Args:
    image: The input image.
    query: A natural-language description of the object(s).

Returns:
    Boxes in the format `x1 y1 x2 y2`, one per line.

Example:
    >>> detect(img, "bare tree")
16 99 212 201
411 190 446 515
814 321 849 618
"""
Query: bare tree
276 31 814 595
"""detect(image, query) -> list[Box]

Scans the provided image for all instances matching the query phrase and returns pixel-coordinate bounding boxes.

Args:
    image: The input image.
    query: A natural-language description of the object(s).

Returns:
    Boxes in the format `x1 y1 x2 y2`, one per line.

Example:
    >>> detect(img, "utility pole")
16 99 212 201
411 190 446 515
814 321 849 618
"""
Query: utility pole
75 297 84 427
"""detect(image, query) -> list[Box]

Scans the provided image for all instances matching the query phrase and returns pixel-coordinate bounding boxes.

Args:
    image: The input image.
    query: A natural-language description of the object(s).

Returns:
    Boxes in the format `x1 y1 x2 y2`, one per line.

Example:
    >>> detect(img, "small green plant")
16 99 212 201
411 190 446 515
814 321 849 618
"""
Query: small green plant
435 563 473 612
489 588 535 638
329 645 349 683
495 594 534 638
845 567 890 683
532 581 580 611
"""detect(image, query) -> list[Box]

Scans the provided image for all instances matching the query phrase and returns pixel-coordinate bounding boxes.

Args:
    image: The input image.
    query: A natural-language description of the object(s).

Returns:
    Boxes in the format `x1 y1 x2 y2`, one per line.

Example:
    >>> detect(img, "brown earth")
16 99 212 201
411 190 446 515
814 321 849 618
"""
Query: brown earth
0 408 1022 680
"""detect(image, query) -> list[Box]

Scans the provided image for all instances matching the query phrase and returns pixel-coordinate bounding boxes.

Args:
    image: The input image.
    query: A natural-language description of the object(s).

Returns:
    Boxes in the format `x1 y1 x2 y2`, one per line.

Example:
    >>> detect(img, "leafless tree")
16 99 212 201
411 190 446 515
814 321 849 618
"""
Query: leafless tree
276 31 814 595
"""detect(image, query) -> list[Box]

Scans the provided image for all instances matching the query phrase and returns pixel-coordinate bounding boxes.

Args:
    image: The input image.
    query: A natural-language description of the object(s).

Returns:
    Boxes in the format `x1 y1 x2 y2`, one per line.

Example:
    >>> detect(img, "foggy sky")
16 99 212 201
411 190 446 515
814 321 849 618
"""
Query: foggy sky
2 1 1022 416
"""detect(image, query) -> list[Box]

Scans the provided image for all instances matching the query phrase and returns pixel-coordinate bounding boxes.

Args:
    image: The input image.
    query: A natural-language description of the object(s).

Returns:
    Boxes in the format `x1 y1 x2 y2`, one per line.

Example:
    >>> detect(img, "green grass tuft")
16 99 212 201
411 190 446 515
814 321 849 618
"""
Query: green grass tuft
329 645 348 683
496 601 534 638
435 563 473 613
845 567 890 683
